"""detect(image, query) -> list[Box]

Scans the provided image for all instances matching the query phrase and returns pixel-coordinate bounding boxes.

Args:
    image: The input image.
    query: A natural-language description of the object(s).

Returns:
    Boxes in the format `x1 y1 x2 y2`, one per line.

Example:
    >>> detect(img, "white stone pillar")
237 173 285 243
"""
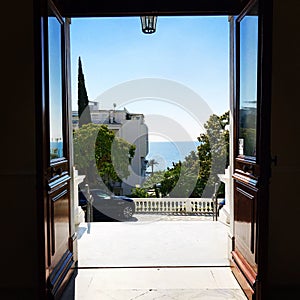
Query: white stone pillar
218 167 231 224
73 168 86 228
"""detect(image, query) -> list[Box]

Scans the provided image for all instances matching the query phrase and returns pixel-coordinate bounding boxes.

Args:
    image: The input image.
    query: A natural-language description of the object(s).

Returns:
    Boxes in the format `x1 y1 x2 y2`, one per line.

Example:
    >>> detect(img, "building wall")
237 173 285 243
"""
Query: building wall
268 0 300 293
74 108 149 195
0 0 39 298
117 116 148 194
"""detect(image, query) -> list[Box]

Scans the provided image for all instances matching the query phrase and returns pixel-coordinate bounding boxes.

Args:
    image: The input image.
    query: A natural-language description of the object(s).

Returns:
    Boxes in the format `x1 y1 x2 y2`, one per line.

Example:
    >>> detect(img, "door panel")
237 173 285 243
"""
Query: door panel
233 179 257 269
49 177 70 259
44 1 74 298
231 0 260 299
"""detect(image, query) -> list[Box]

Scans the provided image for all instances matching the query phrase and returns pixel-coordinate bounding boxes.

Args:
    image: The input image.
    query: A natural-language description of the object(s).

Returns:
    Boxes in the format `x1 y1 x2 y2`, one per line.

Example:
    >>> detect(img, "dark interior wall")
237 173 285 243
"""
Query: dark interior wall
1 0 300 298
0 0 39 297
59 0 242 17
268 0 300 289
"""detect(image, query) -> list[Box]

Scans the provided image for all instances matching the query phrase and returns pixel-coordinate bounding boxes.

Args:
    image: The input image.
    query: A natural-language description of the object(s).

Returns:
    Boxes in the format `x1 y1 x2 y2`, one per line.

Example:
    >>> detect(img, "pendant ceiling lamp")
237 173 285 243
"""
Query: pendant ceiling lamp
140 16 157 34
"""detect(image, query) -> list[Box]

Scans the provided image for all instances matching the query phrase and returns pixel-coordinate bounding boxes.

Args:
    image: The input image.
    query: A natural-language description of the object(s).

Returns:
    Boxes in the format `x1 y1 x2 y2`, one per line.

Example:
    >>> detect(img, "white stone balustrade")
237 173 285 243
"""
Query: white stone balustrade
133 198 215 214
73 168 86 226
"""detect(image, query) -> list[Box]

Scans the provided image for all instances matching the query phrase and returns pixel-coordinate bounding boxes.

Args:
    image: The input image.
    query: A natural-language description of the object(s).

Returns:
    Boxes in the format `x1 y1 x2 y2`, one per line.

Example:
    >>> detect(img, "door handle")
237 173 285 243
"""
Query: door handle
51 166 63 177
243 164 253 173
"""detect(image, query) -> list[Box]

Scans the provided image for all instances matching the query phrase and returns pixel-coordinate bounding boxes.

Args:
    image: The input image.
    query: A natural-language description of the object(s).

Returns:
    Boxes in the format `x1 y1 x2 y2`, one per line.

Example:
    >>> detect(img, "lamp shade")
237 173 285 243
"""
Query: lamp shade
140 16 157 34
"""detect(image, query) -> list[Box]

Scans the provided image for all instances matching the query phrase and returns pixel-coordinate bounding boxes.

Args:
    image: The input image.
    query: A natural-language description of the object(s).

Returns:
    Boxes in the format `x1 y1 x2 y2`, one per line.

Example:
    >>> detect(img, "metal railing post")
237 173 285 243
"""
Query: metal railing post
85 184 94 233
213 182 220 221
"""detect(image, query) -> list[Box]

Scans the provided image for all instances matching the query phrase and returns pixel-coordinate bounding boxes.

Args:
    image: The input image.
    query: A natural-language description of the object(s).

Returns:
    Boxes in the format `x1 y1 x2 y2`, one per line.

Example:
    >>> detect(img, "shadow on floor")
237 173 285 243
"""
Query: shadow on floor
60 267 78 300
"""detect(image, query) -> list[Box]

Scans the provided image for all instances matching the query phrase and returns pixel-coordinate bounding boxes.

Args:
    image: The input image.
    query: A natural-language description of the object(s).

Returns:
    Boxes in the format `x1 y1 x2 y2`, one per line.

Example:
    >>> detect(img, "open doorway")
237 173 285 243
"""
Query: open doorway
70 16 231 269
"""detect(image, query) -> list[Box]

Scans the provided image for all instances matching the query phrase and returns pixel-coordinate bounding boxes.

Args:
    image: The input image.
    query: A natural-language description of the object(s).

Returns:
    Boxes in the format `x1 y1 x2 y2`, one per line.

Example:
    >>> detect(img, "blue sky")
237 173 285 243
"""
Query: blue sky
70 16 229 141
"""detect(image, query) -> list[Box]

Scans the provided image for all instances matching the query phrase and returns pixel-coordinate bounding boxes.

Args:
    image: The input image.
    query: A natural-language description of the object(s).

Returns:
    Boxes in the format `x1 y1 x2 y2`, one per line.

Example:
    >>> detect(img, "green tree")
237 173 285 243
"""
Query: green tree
139 170 166 198
195 111 229 197
160 161 182 197
155 111 229 198
160 152 199 198
130 187 149 198
142 170 165 190
73 123 135 190
77 56 91 127
147 158 159 176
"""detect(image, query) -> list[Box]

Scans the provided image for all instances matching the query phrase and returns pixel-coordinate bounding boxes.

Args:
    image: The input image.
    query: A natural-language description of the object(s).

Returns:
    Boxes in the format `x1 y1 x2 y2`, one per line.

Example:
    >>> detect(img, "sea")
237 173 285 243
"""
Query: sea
53 140 199 172
146 141 200 171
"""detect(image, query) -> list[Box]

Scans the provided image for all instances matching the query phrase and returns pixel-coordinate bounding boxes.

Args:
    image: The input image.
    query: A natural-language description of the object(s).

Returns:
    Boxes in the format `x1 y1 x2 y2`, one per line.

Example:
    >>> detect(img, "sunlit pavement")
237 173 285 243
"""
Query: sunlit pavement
77 216 229 267
75 267 247 300
134 213 217 222
74 215 247 300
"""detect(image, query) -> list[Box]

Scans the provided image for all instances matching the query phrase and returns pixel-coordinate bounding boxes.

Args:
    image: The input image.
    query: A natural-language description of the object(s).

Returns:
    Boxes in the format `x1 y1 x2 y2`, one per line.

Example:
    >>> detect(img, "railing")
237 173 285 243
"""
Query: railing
133 198 215 215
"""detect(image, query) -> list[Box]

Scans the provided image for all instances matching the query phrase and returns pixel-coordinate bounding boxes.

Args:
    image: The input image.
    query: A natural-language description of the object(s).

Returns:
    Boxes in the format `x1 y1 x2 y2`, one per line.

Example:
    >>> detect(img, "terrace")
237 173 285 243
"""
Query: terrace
69 173 245 299
70 212 246 299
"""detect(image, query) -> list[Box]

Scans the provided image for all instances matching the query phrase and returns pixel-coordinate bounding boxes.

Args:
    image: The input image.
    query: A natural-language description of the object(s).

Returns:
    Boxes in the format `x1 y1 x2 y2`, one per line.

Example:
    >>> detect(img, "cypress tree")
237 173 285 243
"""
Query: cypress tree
78 56 91 127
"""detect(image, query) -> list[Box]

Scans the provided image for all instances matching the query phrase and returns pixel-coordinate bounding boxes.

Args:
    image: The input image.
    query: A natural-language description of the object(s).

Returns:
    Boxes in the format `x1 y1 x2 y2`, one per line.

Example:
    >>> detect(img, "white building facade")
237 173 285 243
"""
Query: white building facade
73 102 149 195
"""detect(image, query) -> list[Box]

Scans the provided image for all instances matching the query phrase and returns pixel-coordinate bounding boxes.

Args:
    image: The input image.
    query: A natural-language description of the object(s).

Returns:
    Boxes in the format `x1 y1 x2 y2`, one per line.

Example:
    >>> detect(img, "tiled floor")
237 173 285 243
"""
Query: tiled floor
73 215 247 299
75 267 247 300
77 217 230 267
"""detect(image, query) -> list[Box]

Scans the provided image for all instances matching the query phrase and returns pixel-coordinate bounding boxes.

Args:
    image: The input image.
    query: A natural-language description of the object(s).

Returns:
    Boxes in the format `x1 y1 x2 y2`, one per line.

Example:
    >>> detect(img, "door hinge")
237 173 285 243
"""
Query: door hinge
271 155 277 166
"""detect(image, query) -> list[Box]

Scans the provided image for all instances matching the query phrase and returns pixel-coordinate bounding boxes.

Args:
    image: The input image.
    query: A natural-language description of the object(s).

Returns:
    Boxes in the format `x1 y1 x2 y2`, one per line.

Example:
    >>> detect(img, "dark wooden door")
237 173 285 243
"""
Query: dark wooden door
231 0 261 299
43 1 74 298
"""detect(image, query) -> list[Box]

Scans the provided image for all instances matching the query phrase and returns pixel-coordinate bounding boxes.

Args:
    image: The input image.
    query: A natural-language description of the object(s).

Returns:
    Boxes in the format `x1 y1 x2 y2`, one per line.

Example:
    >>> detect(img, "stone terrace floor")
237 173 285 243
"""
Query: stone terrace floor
71 214 247 300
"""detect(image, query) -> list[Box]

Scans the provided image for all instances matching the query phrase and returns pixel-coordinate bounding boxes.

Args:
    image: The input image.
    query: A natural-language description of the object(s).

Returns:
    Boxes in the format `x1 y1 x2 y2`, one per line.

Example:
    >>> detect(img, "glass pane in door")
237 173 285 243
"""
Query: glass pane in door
239 13 258 158
48 16 64 160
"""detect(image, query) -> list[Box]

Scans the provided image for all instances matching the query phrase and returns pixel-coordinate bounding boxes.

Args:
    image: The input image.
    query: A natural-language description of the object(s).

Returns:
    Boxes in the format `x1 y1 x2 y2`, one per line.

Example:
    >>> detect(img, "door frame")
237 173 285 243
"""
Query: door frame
37 1 273 299
38 0 75 298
